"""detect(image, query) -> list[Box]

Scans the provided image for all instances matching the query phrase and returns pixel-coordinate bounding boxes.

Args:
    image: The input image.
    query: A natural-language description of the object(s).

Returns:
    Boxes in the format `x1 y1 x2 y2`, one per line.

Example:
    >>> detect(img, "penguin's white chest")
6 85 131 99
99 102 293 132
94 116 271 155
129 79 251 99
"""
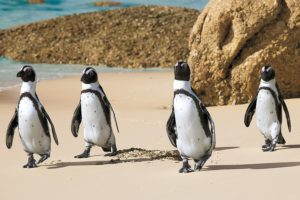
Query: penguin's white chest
256 90 280 140
81 92 111 147
18 97 50 154
174 94 211 160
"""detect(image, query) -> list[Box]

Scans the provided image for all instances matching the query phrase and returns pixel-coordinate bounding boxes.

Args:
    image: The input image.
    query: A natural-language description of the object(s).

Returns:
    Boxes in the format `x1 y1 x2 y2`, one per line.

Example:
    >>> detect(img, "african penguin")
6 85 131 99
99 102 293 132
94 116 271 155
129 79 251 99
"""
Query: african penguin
244 65 291 151
71 67 119 158
166 61 216 173
6 65 59 168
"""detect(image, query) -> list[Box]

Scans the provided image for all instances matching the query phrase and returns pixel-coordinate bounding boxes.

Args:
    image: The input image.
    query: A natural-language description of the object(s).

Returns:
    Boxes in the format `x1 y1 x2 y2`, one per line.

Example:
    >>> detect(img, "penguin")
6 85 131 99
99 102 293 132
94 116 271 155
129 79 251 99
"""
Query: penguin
166 61 216 173
6 65 59 168
244 65 291 151
71 67 119 158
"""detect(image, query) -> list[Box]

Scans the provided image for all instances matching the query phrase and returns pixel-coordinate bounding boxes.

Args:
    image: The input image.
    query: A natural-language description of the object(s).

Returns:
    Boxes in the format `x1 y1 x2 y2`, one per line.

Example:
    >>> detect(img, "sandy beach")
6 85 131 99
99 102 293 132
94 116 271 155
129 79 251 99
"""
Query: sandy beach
1 71 300 199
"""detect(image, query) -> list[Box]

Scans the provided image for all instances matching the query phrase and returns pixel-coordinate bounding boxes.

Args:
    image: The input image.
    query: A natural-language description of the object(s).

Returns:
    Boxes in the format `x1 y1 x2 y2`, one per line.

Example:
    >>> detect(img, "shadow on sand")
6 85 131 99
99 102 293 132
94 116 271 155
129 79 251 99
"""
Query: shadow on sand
276 144 300 151
46 146 240 169
46 158 156 169
215 146 239 151
205 161 300 171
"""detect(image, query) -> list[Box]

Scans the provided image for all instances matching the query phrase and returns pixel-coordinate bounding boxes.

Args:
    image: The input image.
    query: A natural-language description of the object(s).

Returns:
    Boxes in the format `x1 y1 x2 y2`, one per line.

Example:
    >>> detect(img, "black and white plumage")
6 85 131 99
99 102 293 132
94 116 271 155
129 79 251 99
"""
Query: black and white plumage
166 61 216 173
6 65 59 168
244 65 291 151
71 67 119 158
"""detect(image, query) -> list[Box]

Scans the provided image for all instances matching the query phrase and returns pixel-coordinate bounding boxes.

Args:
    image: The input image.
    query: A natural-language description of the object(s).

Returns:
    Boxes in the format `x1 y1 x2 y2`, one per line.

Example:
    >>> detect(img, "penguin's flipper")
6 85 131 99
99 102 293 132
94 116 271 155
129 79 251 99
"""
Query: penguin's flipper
71 101 82 137
99 85 119 133
104 95 119 133
280 98 291 132
166 107 177 147
6 109 18 149
244 95 257 127
276 84 291 132
41 106 59 145
200 103 216 149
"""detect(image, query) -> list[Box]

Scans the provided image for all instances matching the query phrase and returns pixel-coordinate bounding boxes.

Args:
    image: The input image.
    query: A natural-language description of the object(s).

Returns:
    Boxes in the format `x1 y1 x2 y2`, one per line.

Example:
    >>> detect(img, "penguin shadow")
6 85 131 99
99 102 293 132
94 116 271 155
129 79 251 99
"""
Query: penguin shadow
46 158 155 169
275 144 300 151
46 148 182 169
214 146 239 151
205 161 300 171
45 147 239 169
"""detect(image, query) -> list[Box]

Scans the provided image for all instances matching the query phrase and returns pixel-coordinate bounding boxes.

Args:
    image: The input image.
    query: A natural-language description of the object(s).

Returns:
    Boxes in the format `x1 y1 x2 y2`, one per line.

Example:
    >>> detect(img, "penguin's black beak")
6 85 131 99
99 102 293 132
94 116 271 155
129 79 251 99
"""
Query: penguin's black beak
80 73 87 82
17 70 23 78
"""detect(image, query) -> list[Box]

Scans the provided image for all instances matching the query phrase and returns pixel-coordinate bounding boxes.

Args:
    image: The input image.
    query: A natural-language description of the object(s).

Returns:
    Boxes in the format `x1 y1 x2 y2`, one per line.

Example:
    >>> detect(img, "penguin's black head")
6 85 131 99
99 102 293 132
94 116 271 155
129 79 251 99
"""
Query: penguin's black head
17 65 36 82
81 67 98 84
174 61 190 81
261 65 275 82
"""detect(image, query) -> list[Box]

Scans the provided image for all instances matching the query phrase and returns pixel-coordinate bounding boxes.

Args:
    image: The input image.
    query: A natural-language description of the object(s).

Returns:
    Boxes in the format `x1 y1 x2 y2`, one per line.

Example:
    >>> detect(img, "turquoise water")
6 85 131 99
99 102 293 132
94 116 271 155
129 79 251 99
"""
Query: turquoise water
0 0 207 90
0 57 172 91
0 0 208 29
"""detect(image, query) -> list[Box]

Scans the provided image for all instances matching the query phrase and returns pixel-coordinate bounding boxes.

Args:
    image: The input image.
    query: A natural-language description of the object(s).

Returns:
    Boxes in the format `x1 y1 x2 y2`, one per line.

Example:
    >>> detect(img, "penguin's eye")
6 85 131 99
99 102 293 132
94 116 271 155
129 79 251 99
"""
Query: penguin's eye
25 68 32 73
88 71 94 76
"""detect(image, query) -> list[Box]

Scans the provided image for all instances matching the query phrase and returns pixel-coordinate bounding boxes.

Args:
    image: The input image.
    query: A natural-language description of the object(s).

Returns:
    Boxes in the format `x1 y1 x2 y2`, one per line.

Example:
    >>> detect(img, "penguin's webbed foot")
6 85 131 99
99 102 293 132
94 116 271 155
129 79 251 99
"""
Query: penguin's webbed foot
194 155 210 171
262 145 272 152
23 155 37 168
270 143 276 152
37 154 50 164
262 143 276 152
277 135 286 145
104 144 117 157
23 162 37 168
74 150 90 158
104 151 117 157
179 165 193 173
262 140 271 148
262 140 272 152
179 160 193 173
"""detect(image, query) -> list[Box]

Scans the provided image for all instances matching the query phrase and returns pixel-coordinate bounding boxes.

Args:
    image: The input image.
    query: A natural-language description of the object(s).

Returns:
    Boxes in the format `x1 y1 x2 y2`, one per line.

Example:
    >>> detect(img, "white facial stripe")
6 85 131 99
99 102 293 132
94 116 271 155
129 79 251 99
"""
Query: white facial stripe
86 69 94 74
24 67 31 72
267 67 271 72
20 66 28 71
21 66 34 73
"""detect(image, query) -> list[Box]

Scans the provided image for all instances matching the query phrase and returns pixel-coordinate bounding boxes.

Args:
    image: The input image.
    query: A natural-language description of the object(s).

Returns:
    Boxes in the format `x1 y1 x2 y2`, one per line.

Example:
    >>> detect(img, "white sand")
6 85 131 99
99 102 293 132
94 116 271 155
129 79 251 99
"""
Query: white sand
1 72 300 199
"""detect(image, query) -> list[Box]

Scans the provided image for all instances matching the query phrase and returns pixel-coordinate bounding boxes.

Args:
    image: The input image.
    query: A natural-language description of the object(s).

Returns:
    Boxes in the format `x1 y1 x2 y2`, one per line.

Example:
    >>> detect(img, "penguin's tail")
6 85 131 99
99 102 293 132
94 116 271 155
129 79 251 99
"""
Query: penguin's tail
102 147 111 152
277 132 286 145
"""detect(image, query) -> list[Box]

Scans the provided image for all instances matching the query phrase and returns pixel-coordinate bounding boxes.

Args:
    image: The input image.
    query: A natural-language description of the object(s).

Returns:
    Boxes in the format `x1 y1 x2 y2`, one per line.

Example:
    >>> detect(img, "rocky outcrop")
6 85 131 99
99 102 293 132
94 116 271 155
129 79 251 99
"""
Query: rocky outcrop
189 0 300 106
94 1 122 7
28 0 44 4
0 6 199 68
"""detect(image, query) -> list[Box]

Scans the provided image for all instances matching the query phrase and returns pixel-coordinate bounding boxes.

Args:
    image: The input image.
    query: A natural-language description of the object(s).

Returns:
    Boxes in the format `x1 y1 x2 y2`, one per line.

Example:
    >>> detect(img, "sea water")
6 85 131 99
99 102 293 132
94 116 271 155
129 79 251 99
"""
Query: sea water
0 0 208 90
0 57 172 91
0 0 208 29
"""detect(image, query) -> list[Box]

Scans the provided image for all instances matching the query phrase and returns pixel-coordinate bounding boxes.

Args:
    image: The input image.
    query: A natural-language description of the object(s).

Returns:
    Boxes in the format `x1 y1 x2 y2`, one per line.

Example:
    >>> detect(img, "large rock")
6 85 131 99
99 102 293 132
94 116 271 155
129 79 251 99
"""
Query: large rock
94 1 122 7
0 6 199 68
189 0 300 106
28 0 44 4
